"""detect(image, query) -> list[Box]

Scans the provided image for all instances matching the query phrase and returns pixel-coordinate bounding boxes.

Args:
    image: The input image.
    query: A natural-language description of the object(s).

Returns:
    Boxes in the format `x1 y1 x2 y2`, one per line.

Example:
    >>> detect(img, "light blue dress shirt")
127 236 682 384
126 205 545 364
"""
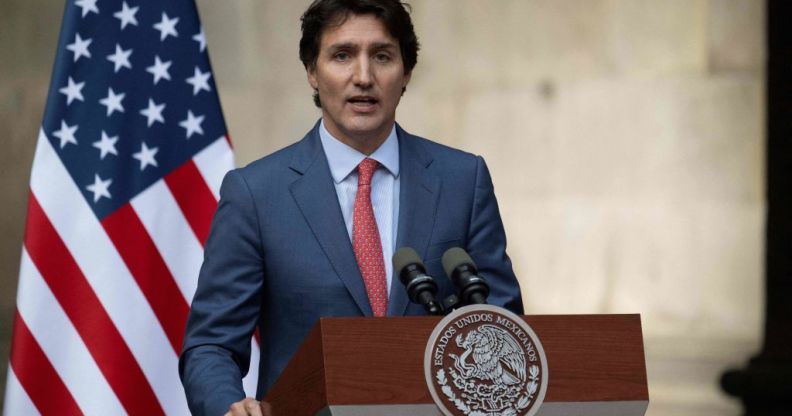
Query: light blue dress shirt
319 120 400 297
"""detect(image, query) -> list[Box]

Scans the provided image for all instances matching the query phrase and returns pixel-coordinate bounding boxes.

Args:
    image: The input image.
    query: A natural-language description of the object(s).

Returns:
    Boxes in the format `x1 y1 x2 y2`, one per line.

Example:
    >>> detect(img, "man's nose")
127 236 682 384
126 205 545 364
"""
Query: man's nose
352 57 373 88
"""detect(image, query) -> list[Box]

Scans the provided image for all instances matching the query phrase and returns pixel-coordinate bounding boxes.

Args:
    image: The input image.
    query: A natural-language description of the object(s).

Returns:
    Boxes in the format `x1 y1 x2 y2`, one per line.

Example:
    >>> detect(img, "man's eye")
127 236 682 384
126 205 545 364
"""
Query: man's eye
334 52 350 61
374 53 391 63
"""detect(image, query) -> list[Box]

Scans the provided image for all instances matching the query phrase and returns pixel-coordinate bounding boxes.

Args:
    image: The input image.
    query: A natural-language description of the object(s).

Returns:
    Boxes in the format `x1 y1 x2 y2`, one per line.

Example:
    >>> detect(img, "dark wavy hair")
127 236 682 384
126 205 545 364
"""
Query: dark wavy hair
299 0 420 107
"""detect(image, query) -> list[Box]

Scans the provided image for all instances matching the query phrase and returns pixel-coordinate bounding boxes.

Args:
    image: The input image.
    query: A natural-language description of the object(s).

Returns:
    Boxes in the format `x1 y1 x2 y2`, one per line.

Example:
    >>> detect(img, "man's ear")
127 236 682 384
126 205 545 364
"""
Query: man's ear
307 65 318 90
403 70 412 89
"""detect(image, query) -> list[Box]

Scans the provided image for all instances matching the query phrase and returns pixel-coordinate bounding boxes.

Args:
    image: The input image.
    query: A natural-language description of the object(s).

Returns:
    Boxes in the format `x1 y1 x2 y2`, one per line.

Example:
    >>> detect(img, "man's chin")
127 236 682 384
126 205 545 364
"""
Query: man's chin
341 119 391 140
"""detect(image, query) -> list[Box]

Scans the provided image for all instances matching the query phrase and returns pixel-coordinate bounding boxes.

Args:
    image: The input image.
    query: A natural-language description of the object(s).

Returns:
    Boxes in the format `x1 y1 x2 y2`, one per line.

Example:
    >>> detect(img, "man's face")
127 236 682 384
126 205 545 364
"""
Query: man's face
308 13 411 153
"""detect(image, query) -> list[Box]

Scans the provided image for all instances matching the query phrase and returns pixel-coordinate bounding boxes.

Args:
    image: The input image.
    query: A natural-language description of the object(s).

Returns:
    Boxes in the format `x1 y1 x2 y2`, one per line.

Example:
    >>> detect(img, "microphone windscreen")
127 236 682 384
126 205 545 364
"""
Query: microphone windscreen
393 247 423 274
442 247 476 278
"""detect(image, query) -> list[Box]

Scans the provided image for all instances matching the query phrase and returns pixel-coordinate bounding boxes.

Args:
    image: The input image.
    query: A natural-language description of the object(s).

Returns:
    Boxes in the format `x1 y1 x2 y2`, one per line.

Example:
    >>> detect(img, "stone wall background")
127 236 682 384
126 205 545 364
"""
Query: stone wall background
0 1 764 414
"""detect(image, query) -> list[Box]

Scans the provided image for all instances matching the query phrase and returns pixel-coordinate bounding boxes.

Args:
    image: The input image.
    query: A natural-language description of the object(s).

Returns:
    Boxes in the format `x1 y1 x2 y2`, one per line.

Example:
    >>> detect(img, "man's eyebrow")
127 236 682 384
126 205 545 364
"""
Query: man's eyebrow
326 41 398 51
370 41 398 51
327 42 358 51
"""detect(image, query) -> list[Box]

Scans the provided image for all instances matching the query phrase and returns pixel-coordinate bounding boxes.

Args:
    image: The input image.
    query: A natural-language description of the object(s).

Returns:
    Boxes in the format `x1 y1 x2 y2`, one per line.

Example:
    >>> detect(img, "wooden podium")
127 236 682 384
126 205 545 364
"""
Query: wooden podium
265 314 648 415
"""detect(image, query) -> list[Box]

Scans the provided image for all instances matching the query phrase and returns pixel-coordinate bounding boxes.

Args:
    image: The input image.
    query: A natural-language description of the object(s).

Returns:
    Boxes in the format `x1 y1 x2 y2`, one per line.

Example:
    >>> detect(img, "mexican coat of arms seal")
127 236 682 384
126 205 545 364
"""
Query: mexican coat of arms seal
424 305 549 416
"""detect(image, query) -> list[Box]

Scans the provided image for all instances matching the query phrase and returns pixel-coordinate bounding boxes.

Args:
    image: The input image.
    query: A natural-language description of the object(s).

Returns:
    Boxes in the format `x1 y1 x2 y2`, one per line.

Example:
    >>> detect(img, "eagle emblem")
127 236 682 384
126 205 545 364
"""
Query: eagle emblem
451 324 527 386
425 305 548 416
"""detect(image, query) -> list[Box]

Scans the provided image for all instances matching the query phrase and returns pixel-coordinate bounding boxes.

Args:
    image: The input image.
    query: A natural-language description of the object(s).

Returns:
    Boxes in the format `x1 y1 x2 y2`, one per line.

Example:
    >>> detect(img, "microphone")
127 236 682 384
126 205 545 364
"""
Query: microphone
442 247 490 305
393 247 443 315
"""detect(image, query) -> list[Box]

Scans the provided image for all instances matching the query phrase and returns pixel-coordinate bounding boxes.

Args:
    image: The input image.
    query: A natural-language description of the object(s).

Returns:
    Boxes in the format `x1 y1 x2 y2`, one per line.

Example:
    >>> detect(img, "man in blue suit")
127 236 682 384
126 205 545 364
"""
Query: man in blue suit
180 1 523 415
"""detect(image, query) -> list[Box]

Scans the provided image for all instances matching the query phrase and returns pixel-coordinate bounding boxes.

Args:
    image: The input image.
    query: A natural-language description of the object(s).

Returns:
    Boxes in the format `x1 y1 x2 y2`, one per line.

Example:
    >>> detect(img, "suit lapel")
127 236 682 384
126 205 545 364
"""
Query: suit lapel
389 126 440 316
288 124 373 316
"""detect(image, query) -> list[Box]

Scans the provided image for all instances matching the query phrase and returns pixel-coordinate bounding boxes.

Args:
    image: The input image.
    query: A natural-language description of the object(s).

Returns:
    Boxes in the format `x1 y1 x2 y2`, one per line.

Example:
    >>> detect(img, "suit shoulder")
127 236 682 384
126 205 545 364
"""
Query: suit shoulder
231 140 305 186
406 134 481 170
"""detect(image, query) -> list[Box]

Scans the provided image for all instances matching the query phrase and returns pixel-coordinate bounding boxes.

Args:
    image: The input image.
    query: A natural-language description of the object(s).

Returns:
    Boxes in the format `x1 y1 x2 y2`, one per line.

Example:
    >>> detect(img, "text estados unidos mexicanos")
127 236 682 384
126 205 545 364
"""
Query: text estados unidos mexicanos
433 313 537 367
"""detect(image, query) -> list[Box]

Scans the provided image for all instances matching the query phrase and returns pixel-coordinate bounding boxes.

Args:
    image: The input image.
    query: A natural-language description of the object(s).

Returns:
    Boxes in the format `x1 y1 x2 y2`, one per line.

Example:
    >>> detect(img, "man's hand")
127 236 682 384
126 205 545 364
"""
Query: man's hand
224 398 273 416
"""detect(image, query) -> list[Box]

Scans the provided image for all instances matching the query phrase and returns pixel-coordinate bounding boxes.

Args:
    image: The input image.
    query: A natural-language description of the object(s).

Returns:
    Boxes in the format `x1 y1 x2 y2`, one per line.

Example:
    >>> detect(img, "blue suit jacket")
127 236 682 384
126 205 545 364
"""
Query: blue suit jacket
180 123 523 415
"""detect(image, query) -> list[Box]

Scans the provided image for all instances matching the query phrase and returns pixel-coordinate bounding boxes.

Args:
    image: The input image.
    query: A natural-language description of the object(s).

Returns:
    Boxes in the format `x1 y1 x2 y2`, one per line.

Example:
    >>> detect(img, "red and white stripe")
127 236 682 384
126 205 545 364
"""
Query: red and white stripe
3 131 260 415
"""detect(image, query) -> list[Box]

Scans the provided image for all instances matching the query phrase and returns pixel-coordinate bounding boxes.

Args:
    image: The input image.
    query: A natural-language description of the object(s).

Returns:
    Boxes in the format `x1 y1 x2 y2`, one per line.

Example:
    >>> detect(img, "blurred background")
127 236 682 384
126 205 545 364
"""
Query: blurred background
0 0 764 415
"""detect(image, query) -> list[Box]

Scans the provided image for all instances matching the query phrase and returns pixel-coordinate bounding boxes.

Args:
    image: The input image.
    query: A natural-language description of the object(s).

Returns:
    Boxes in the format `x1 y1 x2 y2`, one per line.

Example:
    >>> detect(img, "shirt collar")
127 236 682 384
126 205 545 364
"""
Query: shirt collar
319 119 400 184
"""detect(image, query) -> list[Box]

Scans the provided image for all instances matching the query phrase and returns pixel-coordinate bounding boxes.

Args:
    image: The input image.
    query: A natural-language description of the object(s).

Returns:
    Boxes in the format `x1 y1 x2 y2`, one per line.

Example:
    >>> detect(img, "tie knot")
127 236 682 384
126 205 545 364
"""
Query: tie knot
357 158 378 186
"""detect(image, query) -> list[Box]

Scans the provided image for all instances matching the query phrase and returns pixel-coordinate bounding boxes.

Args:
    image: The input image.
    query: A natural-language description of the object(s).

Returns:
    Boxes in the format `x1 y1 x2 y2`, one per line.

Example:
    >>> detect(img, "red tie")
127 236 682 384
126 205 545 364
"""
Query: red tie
352 158 388 317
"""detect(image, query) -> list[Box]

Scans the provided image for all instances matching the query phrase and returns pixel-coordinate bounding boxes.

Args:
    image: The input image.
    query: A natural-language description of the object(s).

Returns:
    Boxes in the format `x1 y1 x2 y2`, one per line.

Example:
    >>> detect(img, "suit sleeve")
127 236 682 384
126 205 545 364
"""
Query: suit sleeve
179 169 264 416
467 156 524 314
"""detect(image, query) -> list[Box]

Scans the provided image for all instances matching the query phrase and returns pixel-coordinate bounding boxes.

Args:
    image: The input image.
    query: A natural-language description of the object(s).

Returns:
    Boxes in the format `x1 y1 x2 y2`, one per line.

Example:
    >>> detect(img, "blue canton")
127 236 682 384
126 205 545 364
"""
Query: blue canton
42 0 227 219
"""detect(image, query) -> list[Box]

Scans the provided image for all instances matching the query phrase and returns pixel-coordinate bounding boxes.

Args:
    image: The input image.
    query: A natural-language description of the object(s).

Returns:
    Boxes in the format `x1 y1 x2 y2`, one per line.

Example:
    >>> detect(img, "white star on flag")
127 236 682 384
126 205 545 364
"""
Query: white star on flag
85 174 112 203
140 98 166 127
74 0 99 18
92 131 119 159
107 44 133 73
153 12 179 41
52 120 79 148
186 67 212 95
99 88 125 116
146 56 172 84
66 33 92 62
179 110 205 139
192 27 207 52
132 142 159 170
113 1 139 30
58 76 85 105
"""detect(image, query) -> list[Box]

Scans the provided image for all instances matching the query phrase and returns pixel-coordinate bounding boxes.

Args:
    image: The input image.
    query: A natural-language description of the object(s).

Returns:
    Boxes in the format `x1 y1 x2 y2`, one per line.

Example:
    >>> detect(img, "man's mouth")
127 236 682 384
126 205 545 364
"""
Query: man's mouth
348 96 379 110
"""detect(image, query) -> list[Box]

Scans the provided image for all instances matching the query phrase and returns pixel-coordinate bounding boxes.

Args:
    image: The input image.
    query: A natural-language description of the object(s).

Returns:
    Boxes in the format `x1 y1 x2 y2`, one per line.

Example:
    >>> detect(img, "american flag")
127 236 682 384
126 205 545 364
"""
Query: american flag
3 0 259 414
